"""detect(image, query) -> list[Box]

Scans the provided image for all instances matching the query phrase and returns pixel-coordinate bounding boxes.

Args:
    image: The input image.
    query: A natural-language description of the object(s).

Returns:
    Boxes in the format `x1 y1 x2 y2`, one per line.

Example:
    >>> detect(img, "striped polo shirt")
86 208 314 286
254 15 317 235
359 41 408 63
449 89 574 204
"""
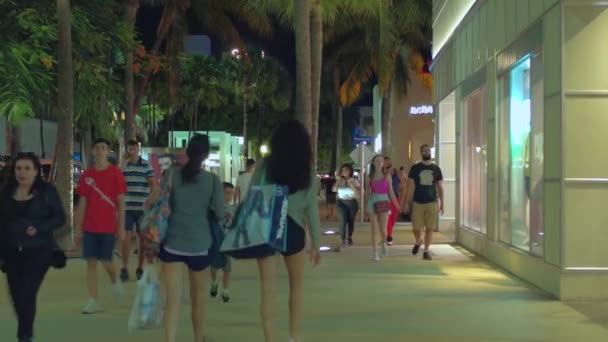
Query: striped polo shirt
123 157 155 211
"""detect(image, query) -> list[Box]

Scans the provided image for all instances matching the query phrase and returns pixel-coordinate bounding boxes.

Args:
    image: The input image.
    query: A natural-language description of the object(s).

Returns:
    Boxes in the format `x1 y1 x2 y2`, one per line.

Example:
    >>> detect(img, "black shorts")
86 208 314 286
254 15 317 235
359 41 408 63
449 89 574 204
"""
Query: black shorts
159 246 212 272
281 216 306 257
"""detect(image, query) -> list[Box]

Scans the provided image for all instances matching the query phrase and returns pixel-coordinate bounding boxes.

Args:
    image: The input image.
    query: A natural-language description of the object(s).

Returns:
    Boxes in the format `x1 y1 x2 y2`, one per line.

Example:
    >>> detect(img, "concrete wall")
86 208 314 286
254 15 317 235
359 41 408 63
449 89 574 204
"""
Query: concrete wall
560 2 608 299
0 118 58 158
389 75 433 171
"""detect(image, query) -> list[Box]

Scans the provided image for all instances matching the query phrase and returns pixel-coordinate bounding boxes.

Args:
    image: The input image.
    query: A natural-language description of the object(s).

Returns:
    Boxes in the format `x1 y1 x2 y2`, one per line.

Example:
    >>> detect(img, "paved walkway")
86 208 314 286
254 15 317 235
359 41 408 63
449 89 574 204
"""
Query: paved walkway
1 238 607 341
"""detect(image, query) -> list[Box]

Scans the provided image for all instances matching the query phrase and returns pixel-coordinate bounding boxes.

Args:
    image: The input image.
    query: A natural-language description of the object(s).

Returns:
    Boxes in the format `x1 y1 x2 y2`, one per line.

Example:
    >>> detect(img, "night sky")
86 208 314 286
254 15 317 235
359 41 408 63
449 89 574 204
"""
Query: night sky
135 5 379 107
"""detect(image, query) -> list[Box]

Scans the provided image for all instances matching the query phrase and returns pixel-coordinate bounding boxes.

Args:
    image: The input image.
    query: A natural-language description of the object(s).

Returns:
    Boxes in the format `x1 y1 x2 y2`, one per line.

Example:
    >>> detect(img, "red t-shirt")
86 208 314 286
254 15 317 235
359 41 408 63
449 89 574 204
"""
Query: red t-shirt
76 165 127 234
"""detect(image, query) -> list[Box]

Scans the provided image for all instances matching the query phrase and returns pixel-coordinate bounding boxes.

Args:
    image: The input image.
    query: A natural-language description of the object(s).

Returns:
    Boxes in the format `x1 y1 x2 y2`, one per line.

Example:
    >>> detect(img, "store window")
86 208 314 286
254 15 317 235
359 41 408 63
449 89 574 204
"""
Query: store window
461 88 487 233
498 54 544 256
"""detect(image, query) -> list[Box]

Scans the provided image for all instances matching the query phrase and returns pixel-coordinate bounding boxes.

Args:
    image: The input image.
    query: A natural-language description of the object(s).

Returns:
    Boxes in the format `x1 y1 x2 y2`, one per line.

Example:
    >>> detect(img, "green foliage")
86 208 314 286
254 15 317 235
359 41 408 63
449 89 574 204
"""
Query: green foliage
0 0 56 124
0 0 134 143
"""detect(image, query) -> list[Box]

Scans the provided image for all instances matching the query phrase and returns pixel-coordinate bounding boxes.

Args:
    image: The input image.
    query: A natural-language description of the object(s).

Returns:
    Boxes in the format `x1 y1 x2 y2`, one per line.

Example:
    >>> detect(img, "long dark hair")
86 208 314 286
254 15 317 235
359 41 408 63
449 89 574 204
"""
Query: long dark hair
182 134 209 184
1 153 46 198
266 120 312 194
369 154 385 180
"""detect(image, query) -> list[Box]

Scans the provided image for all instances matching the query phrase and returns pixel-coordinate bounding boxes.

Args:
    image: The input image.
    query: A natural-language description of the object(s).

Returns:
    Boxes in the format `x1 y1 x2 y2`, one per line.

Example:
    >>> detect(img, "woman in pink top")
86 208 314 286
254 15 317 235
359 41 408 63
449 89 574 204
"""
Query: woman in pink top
365 155 400 261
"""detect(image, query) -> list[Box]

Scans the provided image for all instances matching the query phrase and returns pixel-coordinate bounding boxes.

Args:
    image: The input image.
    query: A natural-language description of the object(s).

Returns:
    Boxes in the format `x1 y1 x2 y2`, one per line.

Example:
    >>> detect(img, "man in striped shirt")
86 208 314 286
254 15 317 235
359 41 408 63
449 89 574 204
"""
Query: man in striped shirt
120 140 157 281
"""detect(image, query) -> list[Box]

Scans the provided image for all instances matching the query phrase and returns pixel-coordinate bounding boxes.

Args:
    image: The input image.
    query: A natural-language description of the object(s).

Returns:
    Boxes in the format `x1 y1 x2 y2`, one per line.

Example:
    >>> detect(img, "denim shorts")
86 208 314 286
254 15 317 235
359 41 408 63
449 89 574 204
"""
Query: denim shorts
82 232 116 261
159 246 212 272
125 210 143 232
367 193 390 214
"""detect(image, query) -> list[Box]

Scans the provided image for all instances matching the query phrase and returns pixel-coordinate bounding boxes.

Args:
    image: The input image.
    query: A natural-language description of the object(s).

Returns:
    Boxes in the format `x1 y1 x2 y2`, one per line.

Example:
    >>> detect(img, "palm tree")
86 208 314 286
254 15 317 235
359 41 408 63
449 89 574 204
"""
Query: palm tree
124 0 139 142
56 0 75 241
294 0 312 133
246 0 380 167
333 0 431 157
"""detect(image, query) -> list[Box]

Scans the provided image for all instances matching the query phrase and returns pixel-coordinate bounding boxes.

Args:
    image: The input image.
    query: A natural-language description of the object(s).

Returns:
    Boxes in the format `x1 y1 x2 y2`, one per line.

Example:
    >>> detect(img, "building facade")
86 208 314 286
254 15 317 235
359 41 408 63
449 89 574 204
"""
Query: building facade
433 0 608 300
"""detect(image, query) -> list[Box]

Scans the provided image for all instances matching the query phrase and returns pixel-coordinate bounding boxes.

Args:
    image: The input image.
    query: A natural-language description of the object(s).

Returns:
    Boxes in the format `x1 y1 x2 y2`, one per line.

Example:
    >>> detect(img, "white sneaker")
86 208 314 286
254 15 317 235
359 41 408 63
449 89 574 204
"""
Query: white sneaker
112 281 125 301
371 253 380 261
82 298 103 314
381 244 389 257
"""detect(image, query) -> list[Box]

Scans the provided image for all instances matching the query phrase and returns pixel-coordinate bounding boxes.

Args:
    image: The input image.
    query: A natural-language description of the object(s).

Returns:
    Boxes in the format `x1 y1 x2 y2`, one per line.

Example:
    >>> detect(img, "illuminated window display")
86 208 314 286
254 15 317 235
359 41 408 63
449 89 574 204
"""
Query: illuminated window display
461 88 487 233
499 54 544 256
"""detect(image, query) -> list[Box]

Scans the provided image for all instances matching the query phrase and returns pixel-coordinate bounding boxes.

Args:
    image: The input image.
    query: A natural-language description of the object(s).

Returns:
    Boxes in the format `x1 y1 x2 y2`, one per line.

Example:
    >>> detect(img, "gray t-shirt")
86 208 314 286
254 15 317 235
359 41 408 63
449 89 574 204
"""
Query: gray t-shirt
163 167 225 254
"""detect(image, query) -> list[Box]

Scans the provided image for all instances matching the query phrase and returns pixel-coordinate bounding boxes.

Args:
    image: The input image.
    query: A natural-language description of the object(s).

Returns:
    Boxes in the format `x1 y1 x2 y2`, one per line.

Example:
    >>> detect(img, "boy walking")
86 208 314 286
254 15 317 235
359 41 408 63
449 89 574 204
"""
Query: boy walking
210 182 237 303
75 138 127 314
120 140 157 281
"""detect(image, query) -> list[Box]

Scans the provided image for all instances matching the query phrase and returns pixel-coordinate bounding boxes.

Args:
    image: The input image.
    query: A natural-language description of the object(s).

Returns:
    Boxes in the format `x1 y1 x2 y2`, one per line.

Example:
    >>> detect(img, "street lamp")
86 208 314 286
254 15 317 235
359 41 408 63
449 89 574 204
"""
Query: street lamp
260 144 268 156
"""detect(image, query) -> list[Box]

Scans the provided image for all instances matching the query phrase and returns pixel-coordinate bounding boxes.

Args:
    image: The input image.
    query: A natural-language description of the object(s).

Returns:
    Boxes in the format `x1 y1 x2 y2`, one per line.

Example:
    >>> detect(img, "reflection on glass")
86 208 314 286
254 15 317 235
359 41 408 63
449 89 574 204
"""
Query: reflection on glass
462 88 487 233
500 54 544 255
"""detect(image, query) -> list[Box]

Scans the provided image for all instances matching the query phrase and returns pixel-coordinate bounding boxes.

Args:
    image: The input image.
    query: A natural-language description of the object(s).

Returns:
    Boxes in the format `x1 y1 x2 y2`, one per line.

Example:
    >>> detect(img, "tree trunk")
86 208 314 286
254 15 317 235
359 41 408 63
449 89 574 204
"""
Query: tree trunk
337 106 343 169
5 117 11 155
124 0 138 142
56 0 75 245
256 102 265 160
193 96 199 133
294 0 312 133
242 93 248 157
10 126 20 156
40 104 46 158
133 0 184 116
329 66 340 175
310 0 322 169
381 81 392 157
188 104 194 140
82 123 92 168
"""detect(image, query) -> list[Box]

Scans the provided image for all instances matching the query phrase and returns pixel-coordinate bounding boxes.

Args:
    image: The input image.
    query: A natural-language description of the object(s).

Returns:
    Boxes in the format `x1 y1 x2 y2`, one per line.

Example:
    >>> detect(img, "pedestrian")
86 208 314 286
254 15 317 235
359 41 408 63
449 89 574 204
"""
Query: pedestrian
365 155 400 261
383 157 401 245
0 152 66 342
209 182 237 303
333 164 360 247
119 140 157 282
158 134 224 342
253 120 322 342
402 144 445 260
75 138 127 314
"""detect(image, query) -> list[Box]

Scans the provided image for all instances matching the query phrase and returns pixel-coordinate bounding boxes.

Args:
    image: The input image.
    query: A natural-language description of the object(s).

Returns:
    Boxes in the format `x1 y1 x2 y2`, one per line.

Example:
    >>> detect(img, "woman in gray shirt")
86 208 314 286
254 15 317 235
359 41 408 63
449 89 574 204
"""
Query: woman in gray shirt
158 134 224 342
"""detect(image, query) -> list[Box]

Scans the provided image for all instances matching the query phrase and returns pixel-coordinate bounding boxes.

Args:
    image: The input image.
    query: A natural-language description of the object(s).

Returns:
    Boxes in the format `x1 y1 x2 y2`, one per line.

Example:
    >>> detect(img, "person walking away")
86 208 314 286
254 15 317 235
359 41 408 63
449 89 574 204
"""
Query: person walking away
158 134 224 342
332 164 360 247
210 182 237 303
0 153 66 342
383 157 401 245
402 144 444 261
365 155 400 261
120 140 157 282
253 120 322 342
75 138 128 314
234 158 255 204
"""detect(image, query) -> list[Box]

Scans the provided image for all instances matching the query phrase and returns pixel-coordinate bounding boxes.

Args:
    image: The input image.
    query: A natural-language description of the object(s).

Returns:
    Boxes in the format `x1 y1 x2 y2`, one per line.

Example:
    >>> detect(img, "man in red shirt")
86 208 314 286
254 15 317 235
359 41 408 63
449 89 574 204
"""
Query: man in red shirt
75 138 127 314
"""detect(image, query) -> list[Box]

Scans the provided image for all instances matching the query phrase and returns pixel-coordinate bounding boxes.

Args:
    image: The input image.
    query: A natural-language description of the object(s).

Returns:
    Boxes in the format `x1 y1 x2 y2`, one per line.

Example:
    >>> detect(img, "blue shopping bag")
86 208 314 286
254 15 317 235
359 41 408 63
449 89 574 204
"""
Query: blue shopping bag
220 184 289 259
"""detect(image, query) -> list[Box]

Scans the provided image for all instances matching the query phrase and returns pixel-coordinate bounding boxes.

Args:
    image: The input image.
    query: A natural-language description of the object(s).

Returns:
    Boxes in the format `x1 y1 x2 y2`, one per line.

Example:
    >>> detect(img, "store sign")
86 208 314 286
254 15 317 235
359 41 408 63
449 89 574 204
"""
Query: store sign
410 105 434 116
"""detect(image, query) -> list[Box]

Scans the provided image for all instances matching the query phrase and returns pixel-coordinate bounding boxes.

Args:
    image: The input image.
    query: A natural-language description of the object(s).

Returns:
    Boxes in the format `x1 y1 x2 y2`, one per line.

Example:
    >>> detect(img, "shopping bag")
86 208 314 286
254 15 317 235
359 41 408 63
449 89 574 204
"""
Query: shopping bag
128 266 163 332
140 170 172 252
220 184 289 259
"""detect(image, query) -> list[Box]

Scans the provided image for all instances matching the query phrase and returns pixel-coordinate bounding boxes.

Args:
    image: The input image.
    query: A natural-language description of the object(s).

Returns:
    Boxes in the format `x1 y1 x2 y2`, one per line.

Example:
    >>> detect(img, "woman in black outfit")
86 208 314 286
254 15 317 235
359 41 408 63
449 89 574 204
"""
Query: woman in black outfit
0 153 66 342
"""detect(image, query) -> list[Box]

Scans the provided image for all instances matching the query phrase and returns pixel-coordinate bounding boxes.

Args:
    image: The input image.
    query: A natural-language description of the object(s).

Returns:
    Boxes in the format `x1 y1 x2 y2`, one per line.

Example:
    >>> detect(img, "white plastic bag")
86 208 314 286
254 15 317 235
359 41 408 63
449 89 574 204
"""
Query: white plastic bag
128 266 163 332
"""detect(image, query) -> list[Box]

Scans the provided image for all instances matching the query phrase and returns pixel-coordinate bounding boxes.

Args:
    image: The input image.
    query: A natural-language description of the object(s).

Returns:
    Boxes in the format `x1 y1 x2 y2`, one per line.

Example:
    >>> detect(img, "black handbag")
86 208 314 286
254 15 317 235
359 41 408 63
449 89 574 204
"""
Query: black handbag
51 241 67 269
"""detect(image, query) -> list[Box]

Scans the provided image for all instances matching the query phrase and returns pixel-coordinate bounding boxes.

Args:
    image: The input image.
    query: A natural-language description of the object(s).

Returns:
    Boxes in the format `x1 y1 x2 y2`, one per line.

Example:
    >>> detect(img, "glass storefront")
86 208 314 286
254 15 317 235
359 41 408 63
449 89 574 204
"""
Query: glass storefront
498 54 544 256
438 92 456 221
461 88 487 233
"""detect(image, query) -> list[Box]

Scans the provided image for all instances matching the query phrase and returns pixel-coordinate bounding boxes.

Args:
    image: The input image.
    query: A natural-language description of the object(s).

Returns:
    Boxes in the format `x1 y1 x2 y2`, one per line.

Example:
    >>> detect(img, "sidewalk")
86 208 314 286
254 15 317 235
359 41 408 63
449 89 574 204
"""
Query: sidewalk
1 240 607 341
